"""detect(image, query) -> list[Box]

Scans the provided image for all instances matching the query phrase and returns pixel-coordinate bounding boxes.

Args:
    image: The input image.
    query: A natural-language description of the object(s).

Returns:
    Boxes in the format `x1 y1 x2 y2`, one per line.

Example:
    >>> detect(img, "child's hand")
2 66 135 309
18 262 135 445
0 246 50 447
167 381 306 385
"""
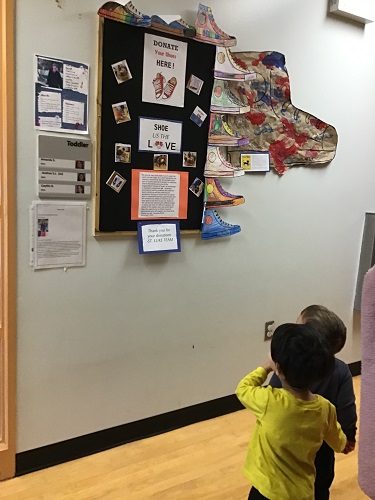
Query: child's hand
262 361 273 374
342 440 356 454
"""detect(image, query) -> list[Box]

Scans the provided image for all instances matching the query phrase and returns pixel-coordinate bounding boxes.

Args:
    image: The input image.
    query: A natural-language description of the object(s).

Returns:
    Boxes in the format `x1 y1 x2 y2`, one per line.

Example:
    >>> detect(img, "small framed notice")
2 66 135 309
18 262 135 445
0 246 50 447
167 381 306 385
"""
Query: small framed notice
240 152 270 172
137 221 181 254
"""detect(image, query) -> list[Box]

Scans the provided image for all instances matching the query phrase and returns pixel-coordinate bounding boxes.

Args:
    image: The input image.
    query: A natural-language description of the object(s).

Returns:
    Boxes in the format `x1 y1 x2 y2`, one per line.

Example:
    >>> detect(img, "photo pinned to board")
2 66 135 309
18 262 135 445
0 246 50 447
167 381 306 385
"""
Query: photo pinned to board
111 59 132 84
106 171 127 193
153 154 168 170
189 177 204 197
190 106 207 127
115 143 131 163
183 151 197 168
186 74 204 95
112 101 131 124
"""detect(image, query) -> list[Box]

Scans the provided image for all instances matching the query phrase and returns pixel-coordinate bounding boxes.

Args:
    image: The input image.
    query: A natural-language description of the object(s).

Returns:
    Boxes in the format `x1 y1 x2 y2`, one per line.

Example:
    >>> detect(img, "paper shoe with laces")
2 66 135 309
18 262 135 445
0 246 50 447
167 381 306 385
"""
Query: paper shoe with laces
201 209 241 240
98 1 151 26
214 47 256 81
204 178 245 209
152 73 166 99
208 114 249 147
204 146 245 178
211 80 250 114
195 3 237 47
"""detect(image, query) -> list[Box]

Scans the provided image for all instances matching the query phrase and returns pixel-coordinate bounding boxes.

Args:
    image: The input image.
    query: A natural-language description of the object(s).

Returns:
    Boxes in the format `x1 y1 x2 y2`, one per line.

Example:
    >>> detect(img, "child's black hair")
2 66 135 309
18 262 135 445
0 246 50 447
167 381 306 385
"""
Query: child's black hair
270 323 334 390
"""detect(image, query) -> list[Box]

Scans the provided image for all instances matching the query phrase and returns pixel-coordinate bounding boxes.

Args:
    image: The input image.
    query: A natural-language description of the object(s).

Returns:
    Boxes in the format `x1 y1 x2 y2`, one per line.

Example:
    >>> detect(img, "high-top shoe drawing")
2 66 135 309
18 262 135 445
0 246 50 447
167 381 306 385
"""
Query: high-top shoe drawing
205 178 245 208
123 1 151 25
201 209 241 240
153 73 166 99
204 146 245 178
214 47 256 81
151 15 195 37
162 77 177 100
98 1 151 26
211 80 250 114
208 113 249 147
195 3 237 47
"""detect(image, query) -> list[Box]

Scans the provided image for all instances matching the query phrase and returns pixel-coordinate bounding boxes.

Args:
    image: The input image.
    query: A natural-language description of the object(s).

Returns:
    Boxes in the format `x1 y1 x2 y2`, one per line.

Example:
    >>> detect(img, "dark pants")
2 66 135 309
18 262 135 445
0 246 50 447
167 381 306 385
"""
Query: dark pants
314 441 335 499
248 487 269 500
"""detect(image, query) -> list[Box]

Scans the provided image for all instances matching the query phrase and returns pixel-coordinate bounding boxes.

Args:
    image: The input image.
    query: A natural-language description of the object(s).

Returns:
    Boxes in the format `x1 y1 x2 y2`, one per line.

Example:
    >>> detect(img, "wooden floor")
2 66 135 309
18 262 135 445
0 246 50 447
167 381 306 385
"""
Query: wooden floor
0 377 367 499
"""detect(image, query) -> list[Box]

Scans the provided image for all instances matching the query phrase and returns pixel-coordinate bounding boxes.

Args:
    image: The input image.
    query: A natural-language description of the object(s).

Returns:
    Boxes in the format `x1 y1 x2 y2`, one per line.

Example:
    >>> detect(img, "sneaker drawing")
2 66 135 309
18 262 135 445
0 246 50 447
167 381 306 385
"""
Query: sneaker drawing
162 77 177 100
214 47 256 81
208 113 249 147
123 1 151 25
151 15 195 37
98 1 151 26
204 146 245 178
204 178 245 208
201 209 241 240
195 3 237 47
153 73 166 99
211 80 250 114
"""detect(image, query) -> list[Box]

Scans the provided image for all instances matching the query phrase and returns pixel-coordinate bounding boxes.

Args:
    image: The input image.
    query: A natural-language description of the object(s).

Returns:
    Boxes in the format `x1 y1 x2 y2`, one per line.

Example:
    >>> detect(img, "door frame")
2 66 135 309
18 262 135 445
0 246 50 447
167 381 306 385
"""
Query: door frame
0 0 16 480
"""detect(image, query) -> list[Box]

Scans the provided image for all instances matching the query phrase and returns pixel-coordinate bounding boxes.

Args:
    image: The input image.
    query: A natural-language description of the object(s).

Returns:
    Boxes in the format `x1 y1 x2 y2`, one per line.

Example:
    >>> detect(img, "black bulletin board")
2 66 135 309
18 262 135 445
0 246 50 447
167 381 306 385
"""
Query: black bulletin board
95 18 215 234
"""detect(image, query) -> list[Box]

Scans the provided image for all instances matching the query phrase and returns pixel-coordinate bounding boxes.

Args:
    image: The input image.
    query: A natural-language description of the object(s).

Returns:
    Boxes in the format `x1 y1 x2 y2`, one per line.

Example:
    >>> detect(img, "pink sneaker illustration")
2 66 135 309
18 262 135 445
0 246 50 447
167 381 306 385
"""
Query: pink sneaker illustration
153 73 165 99
162 77 177 100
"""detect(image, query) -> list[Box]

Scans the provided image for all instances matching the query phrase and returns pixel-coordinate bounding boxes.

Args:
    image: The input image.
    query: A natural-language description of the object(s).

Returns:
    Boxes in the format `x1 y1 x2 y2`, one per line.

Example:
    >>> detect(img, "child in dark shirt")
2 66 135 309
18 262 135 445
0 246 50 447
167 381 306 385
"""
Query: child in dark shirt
269 305 357 499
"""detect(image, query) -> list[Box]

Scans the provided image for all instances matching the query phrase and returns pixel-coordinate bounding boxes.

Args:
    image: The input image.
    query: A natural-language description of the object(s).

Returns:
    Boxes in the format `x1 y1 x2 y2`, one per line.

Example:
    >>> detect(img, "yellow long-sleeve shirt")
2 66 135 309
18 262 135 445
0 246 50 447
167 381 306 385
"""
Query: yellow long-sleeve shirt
235 367 347 500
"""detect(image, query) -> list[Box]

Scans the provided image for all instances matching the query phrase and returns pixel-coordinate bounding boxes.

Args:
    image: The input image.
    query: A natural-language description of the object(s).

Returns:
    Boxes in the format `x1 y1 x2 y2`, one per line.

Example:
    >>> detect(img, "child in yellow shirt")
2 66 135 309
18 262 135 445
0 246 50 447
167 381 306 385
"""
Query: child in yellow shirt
236 323 347 500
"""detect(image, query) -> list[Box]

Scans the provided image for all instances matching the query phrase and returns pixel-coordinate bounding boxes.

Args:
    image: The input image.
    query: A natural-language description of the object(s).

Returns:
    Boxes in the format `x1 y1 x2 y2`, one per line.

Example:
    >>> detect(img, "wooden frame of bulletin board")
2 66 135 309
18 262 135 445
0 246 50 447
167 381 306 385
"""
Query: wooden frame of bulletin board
95 17 215 236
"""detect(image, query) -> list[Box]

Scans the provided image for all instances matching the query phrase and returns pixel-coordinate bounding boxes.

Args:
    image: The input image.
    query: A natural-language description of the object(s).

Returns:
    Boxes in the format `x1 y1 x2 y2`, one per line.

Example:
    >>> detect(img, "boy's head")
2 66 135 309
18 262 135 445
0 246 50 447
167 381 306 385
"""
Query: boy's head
297 305 346 355
270 323 333 390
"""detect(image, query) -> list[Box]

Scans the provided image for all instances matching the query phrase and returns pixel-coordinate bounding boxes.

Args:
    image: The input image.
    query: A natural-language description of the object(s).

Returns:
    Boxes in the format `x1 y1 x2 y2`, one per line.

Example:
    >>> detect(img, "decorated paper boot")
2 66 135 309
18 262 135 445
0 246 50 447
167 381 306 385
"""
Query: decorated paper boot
195 3 237 47
123 1 151 25
211 80 250 114
208 113 249 147
205 178 245 208
214 47 256 81
151 15 195 37
204 146 245 178
98 1 151 26
201 209 241 240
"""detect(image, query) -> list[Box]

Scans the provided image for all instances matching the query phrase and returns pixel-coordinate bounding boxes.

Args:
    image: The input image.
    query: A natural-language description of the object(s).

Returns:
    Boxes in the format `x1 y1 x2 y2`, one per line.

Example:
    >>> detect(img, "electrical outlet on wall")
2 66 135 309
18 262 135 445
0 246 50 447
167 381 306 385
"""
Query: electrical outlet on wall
264 321 275 341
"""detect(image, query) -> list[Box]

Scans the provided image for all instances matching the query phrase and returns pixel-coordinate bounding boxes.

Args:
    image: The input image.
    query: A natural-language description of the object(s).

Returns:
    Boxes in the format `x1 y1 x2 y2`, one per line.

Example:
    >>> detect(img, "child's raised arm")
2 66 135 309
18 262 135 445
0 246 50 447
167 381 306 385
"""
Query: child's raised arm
235 363 272 419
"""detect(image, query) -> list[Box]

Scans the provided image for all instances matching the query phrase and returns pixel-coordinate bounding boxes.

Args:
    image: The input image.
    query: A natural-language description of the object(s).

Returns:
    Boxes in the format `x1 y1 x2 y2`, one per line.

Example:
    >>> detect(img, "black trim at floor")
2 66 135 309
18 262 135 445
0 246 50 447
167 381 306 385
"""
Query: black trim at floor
16 360 361 476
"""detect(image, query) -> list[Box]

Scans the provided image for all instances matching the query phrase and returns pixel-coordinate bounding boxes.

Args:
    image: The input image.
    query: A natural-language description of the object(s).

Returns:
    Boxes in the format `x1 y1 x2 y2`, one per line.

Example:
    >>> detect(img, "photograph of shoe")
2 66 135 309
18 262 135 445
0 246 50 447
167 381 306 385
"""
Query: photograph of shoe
152 73 166 100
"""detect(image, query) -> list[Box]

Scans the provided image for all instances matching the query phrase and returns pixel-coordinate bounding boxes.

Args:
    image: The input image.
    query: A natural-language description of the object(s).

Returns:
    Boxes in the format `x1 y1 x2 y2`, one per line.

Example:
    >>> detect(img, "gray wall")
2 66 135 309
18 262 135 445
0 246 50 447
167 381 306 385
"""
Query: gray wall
16 0 375 452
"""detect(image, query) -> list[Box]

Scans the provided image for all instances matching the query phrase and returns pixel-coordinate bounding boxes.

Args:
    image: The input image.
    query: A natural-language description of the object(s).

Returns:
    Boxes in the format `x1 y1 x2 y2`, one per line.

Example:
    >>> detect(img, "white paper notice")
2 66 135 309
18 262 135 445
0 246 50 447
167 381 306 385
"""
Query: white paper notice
38 116 62 129
142 224 178 252
38 91 62 113
138 172 180 218
30 201 86 269
63 64 89 94
63 100 85 125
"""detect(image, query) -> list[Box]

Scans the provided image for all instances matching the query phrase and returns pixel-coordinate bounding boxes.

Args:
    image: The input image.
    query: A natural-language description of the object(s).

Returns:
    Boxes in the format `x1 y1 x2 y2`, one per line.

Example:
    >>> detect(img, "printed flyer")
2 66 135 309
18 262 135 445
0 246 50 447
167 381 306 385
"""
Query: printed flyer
142 33 187 108
35 55 89 134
